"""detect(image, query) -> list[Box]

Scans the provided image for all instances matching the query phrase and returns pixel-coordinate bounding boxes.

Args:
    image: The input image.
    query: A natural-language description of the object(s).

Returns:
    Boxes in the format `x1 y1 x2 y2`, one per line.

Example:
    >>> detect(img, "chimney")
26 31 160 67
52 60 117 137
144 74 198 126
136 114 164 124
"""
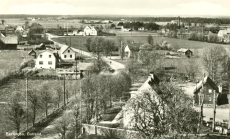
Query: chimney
218 84 222 93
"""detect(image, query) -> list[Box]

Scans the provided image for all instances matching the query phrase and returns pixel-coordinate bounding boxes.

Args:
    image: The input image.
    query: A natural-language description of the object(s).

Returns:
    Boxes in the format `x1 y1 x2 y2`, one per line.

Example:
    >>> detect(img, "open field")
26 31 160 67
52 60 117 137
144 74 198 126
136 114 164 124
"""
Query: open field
0 79 79 139
0 50 28 79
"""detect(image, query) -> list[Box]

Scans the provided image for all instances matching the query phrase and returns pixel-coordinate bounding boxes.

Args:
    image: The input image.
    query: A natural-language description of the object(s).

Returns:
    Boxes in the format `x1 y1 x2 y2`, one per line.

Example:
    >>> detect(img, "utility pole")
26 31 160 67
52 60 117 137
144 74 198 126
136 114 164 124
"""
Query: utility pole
63 75 66 106
212 90 217 132
26 77 28 130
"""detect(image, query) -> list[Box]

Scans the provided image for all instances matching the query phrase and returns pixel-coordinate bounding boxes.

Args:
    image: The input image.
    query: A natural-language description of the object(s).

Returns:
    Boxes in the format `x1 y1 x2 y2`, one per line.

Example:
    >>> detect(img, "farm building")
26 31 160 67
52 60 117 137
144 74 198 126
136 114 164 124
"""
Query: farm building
138 27 145 31
115 25 123 30
15 26 24 32
193 76 220 106
35 50 58 69
35 43 46 50
0 36 18 50
124 42 141 59
73 30 84 36
59 45 76 61
177 48 193 58
84 25 97 36
218 29 230 38
28 49 37 59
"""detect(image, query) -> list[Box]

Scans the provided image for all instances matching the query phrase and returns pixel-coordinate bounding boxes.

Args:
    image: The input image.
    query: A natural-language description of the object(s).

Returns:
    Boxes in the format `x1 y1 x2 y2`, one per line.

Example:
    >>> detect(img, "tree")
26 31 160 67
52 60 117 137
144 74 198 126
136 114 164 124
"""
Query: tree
40 83 52 117
1 19 5 25
202 45 228 83
53 85 63 108
130 82 199 138
104 39 116 58
28 89 41 126
55 113 72 139
85 38 92 52
73 105 81 138
139 50 159 74
147 35 154 45
7 93 25 133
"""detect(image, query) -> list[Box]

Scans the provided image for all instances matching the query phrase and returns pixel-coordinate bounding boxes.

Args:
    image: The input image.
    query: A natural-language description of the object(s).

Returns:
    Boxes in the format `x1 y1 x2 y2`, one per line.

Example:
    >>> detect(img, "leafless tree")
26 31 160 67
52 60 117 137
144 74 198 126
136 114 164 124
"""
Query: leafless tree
28 89 41 126
55 113 72 139
39 83 52 117
202 45 228 83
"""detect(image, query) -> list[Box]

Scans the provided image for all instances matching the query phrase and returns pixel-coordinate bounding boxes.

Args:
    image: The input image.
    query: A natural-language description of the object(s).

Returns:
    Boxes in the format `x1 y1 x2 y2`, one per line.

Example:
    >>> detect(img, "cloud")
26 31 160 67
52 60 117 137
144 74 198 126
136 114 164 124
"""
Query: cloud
9 2 85 15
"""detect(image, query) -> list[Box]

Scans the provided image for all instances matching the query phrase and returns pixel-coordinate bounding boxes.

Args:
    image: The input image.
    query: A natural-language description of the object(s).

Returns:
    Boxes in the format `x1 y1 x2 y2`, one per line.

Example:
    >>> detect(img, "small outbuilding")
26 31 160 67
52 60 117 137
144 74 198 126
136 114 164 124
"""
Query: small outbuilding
177 48 193 58
0 36 18 50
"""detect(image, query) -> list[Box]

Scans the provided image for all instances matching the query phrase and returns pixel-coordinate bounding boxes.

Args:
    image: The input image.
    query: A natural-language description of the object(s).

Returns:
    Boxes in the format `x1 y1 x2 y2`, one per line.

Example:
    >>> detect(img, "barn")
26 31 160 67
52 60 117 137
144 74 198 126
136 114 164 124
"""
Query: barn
0 36 18 50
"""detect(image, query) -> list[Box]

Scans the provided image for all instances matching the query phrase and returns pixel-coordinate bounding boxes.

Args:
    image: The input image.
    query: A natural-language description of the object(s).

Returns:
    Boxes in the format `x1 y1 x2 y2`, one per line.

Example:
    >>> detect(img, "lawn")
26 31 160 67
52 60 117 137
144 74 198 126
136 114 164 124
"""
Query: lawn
0 78 79 139
0 50 29 79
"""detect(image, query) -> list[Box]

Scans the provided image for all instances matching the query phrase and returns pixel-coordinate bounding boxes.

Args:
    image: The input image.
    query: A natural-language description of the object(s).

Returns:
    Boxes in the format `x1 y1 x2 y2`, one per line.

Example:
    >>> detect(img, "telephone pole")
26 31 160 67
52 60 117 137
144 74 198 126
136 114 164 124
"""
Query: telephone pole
63 75 66 106
26 77 28 130
212 90 217 132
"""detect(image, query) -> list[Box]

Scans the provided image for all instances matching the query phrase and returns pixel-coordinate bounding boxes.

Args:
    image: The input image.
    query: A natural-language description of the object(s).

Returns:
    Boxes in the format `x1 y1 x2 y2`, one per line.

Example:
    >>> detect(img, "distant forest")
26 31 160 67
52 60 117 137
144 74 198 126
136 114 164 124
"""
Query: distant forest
1 14 230 24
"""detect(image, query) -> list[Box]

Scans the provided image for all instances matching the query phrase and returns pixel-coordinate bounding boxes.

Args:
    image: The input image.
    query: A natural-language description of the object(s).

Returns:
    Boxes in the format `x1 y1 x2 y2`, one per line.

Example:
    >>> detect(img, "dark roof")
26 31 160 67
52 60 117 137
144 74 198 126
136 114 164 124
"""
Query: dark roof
0 36 18 44
177 48 193 53
193 76 219 94
28 49 36 55
148 74 160 86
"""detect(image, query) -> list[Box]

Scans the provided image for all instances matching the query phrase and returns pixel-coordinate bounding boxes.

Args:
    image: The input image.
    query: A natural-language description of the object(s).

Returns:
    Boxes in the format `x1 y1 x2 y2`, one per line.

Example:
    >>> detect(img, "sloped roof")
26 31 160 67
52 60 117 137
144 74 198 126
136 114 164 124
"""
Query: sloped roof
125 42 142 52
193 76 219 94
60 45 75 54
219 29 230 35
28 49 36 55
0 36 18 44
177 48 192 53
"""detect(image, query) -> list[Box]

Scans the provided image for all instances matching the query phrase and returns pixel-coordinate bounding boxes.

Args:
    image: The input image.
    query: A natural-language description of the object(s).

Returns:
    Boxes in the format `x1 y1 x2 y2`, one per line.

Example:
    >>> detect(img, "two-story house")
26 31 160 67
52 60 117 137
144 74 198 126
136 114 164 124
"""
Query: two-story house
35 50 58 69
193 76 219 106
60 45 76 61
84 25 97 36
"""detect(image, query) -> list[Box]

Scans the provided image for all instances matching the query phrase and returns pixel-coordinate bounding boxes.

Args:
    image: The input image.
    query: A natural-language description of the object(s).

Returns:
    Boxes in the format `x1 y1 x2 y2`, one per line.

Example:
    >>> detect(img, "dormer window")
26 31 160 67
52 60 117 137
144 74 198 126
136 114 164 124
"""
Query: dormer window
40 55 42 58
68 50 70 53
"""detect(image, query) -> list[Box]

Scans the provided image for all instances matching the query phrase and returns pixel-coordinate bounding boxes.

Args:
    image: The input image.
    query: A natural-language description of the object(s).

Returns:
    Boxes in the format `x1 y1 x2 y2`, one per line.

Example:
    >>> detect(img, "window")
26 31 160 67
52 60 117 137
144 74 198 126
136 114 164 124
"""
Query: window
209 97 212 102
40 55 42 58
64 55 66 58
39 61 43 65
48 61 52 65
68 50 70 53
70 55 72 58
209 89 212 93
49 55 51 58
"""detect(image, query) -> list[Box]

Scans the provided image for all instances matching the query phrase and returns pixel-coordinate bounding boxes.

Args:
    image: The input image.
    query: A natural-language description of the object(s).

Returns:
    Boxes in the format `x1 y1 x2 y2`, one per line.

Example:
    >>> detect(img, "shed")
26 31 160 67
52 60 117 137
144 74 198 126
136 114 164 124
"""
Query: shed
177 48 193 58
0 36 18 50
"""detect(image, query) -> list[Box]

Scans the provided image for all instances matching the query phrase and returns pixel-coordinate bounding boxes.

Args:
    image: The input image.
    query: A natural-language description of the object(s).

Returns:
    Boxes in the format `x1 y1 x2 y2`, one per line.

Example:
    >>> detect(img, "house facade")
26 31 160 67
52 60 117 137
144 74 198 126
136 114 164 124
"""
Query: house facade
84 26 97 36
218 29 230 38
177 48 193 58
35 50 57 69
15 26 24 33
193 76 219 105
124 45 131 58
60 45 76 60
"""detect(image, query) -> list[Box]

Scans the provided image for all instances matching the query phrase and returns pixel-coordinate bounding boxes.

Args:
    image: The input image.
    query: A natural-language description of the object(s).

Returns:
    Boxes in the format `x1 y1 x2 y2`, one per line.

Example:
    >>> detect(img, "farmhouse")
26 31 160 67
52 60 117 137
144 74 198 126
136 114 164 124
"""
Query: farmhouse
177 48 193 58
217 29 230 38
15 26 24 32
84 25 97 36
193 76 220 105
35 50 58 69
0 36 18 50
59 45 76 61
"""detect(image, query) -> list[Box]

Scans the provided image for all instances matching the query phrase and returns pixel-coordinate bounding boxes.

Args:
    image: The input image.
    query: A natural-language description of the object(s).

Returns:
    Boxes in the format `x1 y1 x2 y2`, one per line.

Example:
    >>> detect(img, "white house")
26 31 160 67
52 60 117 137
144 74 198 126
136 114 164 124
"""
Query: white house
59 45 76 60
124 45 131 58
15 26 24 32
218 29 230 38
84 25 97 36
35 50 58 69
138 27 145 31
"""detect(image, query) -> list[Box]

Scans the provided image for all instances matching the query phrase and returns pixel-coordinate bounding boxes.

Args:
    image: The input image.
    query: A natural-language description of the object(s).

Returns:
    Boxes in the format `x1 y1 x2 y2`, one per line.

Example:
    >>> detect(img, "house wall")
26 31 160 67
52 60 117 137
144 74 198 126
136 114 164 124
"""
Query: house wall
61 47 76 60
84 26 97 36
35 51 56 69
0 42 17 50
194 83 217 105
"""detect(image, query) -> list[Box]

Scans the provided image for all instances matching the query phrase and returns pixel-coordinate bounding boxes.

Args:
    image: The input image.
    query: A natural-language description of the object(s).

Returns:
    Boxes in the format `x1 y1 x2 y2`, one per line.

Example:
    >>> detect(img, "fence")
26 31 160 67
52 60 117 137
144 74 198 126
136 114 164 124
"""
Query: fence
82 124 140 139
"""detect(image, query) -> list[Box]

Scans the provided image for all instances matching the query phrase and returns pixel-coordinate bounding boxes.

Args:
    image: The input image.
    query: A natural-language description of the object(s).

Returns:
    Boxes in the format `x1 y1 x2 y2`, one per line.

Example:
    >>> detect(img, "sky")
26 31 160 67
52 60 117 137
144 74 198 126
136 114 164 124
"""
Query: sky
0 0 230 17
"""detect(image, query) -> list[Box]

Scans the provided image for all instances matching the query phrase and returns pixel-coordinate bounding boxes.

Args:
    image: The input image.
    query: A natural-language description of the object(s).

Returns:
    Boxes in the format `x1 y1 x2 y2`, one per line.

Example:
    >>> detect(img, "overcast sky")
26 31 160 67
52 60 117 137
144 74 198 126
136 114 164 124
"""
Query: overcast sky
0 0 229 16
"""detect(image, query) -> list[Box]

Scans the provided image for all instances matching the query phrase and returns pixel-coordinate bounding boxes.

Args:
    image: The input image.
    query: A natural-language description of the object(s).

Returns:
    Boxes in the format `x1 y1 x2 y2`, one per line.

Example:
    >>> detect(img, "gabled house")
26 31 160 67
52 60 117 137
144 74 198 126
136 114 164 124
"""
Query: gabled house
218 29 230 38
15 26 24 33
28 49 37 59
84 25 97 36
59 45 76 61
177 48 193 58
124 42 141 59
35 50 58 69
193 76 219 105
0 36 18 50
138 27 145 31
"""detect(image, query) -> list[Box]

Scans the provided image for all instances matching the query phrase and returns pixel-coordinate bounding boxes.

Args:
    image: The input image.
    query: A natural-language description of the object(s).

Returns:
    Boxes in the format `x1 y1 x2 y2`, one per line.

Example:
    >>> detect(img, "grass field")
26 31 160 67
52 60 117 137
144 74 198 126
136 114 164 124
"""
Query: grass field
0 50 28 79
